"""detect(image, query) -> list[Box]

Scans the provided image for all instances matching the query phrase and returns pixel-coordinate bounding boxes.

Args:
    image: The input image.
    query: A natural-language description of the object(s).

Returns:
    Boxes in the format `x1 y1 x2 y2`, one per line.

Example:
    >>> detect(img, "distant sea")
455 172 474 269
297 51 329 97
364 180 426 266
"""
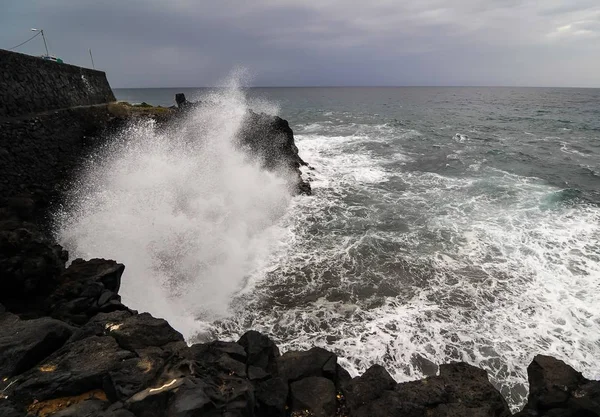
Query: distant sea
107 87 600 409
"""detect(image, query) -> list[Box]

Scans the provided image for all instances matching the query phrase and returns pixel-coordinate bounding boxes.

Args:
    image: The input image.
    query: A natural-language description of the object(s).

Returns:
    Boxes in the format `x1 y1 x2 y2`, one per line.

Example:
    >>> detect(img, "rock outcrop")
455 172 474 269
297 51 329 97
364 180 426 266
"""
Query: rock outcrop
174 93 311 195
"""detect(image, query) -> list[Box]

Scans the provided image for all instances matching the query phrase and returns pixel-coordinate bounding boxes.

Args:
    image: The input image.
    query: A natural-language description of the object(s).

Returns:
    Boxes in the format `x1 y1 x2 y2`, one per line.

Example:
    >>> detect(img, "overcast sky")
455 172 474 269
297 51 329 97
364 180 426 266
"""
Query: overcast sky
2 0 599 87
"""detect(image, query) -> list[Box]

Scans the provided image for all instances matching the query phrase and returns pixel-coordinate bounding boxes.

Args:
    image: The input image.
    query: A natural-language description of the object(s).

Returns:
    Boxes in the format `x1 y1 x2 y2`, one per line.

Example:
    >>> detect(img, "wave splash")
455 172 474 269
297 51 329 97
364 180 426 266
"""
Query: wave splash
54 76 293 338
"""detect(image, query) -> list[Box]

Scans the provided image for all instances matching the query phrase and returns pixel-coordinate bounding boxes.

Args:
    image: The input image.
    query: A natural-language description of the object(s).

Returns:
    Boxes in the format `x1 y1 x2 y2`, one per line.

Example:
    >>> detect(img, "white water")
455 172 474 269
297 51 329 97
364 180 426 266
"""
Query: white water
211 128 600 411
55 81 294 337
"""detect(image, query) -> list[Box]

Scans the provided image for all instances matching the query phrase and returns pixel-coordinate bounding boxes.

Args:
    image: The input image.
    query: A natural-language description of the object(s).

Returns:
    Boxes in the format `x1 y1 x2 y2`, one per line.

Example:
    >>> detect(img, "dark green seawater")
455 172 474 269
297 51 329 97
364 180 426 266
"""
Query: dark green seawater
108 87 600 410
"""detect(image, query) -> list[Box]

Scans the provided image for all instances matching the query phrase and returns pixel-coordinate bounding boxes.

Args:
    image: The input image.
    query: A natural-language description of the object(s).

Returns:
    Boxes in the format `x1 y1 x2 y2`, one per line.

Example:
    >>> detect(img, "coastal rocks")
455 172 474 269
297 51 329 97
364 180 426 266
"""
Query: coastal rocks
290 377 336 417
174 93 311 195
515 355 600 416
0 313 74 378
343 364 397 411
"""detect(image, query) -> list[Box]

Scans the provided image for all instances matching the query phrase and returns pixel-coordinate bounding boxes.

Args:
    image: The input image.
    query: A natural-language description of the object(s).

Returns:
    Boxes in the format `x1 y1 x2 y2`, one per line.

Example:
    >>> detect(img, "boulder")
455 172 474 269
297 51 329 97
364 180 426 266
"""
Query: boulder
11 336 134 403
275 346 337 383
50 258 127 324
255 377 288 417
352 390 426 417
516 355 600 416
108 312 184 351
0 313 74 377
343 364 396 411
238 330 280 371
167 379 212 417
290 376 336 417
0 222 67 313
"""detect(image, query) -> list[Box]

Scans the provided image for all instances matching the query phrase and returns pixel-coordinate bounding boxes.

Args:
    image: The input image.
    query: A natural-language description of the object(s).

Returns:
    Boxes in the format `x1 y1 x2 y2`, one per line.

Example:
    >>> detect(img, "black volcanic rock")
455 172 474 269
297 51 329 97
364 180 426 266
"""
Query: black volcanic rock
343 364 397 411
108 312 184 351
275 346 337 383
10 335 134 403
290 376 337 417
515 355 600 417
238 330 280 372
0 312 74 377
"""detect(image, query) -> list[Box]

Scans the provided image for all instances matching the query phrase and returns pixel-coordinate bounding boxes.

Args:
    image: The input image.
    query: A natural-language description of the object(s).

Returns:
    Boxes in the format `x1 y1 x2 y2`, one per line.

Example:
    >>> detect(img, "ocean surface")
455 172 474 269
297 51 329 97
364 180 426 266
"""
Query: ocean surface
66 86 599 410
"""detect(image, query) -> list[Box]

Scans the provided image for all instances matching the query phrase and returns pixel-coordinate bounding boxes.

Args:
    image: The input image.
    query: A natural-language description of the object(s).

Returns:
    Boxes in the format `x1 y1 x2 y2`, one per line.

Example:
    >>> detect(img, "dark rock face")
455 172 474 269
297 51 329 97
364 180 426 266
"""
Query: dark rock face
0 313 74 377
343 364 397 411
290 376 337 417
515 355 600 417
175 93 311 195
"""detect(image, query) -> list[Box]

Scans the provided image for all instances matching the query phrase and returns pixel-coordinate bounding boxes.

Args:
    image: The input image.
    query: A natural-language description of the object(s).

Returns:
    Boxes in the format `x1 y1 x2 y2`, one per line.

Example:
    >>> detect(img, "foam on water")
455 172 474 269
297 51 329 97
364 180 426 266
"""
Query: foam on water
54 77 295 338
210 125 600 412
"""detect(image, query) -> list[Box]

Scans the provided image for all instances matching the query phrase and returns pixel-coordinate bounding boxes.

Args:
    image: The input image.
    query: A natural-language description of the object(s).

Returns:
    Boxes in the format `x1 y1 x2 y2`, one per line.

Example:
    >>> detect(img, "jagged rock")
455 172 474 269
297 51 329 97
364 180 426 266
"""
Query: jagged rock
515 355 600 416
352 390 426 417
335 364 352 390
106 353 166 400
204 374 255 415
0 221 67 313
70 310 134 341
52 399 107 416
50 258 127 324
255 377 288 417
11 336 134 403
382 362 512 417
58 258 124 295
0 401 22 417
290 376 336 417
238 110 311 195
0 313 74 377
167 379 212 416
238 330 280 371
343 364 397 411
275 346 337 383
108 312 184 350
248 365 270 381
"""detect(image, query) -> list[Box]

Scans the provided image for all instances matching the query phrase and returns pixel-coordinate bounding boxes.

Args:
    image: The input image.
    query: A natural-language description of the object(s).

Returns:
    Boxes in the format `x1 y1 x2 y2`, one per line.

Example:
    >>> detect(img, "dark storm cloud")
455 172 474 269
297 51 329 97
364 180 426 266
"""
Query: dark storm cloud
2 0 599 87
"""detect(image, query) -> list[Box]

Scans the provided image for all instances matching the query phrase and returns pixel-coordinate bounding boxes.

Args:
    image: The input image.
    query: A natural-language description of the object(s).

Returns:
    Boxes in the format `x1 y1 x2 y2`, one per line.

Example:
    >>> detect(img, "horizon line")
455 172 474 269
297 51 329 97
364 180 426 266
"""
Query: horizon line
112 85 600 90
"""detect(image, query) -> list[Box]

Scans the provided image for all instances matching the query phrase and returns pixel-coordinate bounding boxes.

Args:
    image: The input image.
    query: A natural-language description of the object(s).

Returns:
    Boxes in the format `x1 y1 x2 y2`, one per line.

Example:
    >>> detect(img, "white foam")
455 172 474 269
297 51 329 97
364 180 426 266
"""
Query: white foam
54 76 294 339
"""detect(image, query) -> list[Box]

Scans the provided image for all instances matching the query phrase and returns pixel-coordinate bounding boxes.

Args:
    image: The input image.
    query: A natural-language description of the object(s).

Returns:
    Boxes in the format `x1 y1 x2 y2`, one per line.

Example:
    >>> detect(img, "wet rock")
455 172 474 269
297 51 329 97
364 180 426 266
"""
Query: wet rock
0 401 22 417
168 383 211 416
0 222 67 312
50 258 126 324
248 365 270 381
238 330 280 371
52 398 107 416
109 312 184 350
255 377 288 417
352 390 426 417
11 336 134 403
516 355 600 416
290 376 336 417
204 374 255 415
0 313 74 377
275 347 337 383
335 364 352 391
106 351 166 400
343 364 396 411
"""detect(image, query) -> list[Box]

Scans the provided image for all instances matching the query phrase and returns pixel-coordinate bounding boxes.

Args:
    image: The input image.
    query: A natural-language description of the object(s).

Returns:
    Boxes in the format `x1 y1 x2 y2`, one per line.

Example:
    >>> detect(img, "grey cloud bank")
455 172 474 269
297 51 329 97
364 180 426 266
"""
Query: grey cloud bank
2 0 599 87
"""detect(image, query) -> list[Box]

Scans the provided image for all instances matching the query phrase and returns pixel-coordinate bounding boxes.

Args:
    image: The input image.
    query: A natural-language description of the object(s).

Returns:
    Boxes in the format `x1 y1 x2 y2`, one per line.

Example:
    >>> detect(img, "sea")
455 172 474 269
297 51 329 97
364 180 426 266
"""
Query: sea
57 86 600 411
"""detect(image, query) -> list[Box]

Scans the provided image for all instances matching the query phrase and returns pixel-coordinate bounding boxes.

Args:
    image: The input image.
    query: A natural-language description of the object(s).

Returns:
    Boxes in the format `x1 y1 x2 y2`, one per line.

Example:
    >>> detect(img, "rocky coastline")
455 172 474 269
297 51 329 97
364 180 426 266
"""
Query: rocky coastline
1 96 598 417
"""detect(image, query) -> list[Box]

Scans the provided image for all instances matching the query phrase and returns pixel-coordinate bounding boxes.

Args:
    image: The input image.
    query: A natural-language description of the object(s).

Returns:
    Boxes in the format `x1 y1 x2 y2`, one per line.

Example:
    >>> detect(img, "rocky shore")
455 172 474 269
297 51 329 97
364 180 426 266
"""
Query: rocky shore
1 97 598 417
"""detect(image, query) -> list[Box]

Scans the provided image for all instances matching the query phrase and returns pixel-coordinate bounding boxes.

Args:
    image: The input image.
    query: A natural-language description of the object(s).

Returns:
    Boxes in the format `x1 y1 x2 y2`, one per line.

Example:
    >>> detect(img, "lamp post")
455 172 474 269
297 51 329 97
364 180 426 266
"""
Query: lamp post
30 28 49 57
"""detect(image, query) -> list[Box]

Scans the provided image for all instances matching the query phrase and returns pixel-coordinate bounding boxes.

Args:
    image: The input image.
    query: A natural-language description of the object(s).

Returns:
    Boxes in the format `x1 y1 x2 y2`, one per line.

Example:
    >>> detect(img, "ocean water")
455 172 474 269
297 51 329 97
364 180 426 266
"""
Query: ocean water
65 86 599 410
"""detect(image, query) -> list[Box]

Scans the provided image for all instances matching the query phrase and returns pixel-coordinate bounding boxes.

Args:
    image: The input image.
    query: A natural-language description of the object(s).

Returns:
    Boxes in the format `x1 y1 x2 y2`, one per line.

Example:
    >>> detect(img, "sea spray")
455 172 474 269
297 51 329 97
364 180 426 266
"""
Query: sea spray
54 78 293 338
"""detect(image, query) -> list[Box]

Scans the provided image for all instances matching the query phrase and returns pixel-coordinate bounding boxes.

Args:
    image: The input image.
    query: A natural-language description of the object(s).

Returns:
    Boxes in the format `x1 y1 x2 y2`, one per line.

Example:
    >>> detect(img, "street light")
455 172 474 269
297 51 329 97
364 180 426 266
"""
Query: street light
30 28 49 57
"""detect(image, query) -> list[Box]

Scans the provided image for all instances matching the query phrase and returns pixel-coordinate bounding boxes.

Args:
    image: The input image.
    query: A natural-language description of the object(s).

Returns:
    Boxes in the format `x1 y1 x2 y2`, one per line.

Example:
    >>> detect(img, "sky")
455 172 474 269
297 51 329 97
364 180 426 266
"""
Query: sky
2 0 599 87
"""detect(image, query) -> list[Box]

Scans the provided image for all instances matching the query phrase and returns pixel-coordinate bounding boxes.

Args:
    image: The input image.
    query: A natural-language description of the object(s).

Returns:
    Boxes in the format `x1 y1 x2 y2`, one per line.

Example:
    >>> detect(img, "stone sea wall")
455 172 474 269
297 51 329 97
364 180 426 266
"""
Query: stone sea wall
0 49 115 118
0 49 117 202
